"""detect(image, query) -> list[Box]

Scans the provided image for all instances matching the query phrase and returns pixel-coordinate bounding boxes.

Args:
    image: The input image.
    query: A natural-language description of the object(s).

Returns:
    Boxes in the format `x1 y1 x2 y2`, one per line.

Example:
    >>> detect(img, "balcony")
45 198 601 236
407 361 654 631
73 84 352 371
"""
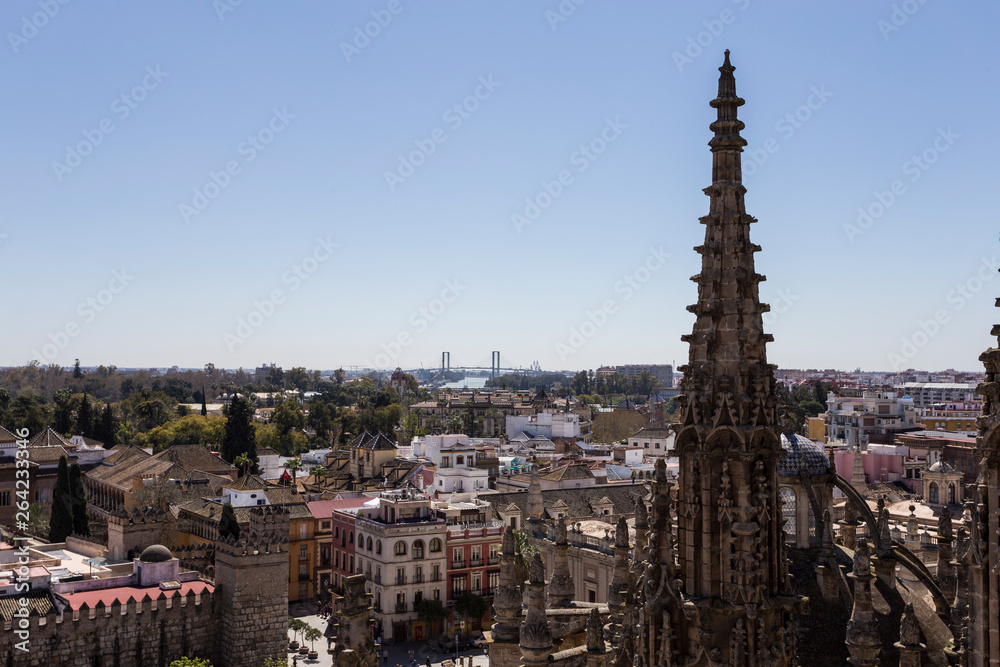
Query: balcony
451 559 466 569
470 558 483 567
487 556 499 565
413 574 423 584
396 575 407 586
482 588 494 596
431 574 442 582
395 603 407 614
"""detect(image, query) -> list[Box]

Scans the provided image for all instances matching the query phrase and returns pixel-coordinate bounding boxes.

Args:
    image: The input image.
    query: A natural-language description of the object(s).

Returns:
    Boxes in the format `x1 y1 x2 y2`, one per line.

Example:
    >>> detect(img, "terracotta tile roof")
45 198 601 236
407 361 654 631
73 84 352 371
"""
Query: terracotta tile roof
27 445 74 464
102 444 151 465
0 426 18 444
542 464 595 482
0 589 57 620
86 456 179 489
152 445 235 477
61 580 213 611
28 427 75 450
224 474 268 490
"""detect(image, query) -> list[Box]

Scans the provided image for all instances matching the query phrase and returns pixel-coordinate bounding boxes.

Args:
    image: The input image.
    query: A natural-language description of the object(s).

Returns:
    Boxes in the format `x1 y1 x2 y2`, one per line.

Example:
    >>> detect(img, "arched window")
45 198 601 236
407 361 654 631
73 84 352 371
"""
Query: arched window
413 540 425 560
367 536 373 551
394 541 407 556
929 482 939 504
349 531 354 544
335 527 340 538
948 483 956 504
429 538 442 553
779 487 797 544
376 540 382 555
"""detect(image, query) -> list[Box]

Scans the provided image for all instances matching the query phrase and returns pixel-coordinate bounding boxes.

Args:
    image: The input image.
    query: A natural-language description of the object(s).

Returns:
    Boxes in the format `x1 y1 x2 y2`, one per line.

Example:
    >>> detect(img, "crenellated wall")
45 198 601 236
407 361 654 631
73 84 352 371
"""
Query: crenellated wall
1 590 217 667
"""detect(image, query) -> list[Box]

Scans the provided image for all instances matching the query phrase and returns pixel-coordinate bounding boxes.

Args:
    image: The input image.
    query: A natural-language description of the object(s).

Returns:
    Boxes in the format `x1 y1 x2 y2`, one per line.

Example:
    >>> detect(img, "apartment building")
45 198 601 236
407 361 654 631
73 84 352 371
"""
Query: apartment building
350 489 447 643
441 500 503 636
823 390 919 448
897 382 978 408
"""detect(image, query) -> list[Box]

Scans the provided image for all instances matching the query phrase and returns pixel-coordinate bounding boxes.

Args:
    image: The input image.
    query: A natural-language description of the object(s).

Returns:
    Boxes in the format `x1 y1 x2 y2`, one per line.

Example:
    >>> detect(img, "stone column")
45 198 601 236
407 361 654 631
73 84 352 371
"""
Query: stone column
851 442 867 489
490 530 523 667
548 519 575 607
936 506 956 599
519 553 553 667
841 501 860 551
846 540 881 667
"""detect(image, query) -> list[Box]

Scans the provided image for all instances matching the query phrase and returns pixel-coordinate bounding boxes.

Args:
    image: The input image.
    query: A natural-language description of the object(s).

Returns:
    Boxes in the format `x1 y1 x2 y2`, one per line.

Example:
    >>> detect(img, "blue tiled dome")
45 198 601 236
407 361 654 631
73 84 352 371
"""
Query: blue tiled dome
777 434 829 477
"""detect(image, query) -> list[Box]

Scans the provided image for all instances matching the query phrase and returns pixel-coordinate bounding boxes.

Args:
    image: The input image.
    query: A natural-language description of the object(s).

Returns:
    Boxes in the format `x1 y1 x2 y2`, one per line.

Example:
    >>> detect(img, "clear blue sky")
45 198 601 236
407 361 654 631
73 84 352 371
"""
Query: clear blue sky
2 0 997 373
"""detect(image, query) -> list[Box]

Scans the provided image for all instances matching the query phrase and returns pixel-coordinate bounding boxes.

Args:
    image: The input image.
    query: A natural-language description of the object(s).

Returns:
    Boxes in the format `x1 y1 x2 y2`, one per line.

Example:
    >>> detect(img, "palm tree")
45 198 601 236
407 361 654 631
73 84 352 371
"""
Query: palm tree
233 452 252 477
309 465 327 479
286 457 302 484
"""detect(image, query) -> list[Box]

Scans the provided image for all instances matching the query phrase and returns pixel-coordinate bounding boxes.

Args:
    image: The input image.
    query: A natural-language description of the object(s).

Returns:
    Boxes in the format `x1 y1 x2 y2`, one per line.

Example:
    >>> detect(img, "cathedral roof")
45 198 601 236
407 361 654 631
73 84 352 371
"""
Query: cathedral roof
778 434 830 477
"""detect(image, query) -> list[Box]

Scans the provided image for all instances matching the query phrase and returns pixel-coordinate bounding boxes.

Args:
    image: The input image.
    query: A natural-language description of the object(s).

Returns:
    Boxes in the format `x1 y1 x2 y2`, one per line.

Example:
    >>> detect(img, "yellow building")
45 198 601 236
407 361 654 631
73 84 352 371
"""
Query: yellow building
918 416 978 432
806 417 826 442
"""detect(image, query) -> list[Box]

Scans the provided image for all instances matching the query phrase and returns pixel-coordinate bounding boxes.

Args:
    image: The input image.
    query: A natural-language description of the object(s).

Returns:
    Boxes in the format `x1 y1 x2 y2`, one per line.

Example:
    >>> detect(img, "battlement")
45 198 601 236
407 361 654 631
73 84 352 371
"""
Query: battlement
246 503 290 539
106 505 166 527
213 532 287 559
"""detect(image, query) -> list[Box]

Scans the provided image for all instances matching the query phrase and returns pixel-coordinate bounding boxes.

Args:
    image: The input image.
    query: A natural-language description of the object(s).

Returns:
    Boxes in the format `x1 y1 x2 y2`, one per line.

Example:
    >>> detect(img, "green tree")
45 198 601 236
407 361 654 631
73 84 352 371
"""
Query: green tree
454 592 488 637
221 394 257 466
415 598 449 630
309 465 326 478
69 463 90 537
201 386 208 417
169 658 212 667
53 388 73 434
271 397 306 436
97 402 118 448
306 399 333 441
48 457 74 542
75 394 93 436
445 412 463 434
305 627 323 652
9 395 49 436
72 359 84 379
234 452 254 477
219 503 241 540
334 368 346 385
285 367 310 391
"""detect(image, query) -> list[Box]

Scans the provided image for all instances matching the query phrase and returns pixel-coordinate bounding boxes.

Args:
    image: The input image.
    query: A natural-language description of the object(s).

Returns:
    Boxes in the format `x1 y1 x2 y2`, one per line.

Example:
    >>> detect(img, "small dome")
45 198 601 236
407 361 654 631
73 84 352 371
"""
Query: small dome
928 460 954 473
139 544 173 563
778 434 830 477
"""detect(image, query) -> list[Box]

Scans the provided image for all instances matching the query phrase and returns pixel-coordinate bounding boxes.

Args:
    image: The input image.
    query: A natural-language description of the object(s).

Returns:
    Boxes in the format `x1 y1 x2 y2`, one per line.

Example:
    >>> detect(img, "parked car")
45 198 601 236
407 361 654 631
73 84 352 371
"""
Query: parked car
471 633 488 648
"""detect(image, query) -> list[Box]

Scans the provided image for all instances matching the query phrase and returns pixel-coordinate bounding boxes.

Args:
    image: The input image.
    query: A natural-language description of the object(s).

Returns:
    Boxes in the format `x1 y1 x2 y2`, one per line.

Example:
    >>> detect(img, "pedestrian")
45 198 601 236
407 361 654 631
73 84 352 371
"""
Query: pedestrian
383 648 389 665
426 656 432 667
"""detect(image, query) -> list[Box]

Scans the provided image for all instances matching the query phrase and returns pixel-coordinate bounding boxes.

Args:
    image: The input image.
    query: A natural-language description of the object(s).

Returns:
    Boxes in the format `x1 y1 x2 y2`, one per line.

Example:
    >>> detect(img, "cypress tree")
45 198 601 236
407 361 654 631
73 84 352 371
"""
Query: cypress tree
76 394 93 437
200 386 208 417
99 403 117 448
48 457 74 542
69 463 90 536
221 394 257 465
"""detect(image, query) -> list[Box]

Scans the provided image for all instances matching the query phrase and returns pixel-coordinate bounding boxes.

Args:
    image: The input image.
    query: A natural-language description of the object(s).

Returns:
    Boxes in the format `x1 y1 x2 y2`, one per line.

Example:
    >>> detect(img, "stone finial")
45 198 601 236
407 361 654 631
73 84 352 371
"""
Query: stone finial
880 508 892 545
586 608 604 652
635 496 649 529
939 506 953 539
614 515 629 549
529 553 545 584
654 457 667 482
899 603 920 646
502 528 515 555
854 539 872 577
555 519 567 545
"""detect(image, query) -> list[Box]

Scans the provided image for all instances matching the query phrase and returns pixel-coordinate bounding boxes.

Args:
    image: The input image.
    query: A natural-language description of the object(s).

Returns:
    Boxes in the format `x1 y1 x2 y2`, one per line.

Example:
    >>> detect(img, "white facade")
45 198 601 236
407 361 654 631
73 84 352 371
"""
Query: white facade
824 391 918 448
506 410 580 439
628 428 675 458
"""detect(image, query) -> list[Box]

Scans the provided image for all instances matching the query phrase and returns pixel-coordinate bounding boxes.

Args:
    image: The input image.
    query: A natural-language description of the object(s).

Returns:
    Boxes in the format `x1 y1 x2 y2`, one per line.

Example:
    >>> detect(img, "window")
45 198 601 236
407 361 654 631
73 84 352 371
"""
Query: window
442 456 450 468
299 524 308 540
948 483 956 504
453 547 463 566
451 575 466 596
929 482 939 504
394 541 407 556
471 546 481 562
376 540 382 555
299 564 308 578
429 538 442 552
779 487 797 544
321 521 330 530
367 536 373 552
413 540 425 559
349 531 354 544
0 491 9 506
335 550 340 568
300 545 308 561
472 572 481 592
588 589 596 603
490 543 501 559
456 455 464 465
335 527 340 538
433 588 440 601
488 571 499 591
